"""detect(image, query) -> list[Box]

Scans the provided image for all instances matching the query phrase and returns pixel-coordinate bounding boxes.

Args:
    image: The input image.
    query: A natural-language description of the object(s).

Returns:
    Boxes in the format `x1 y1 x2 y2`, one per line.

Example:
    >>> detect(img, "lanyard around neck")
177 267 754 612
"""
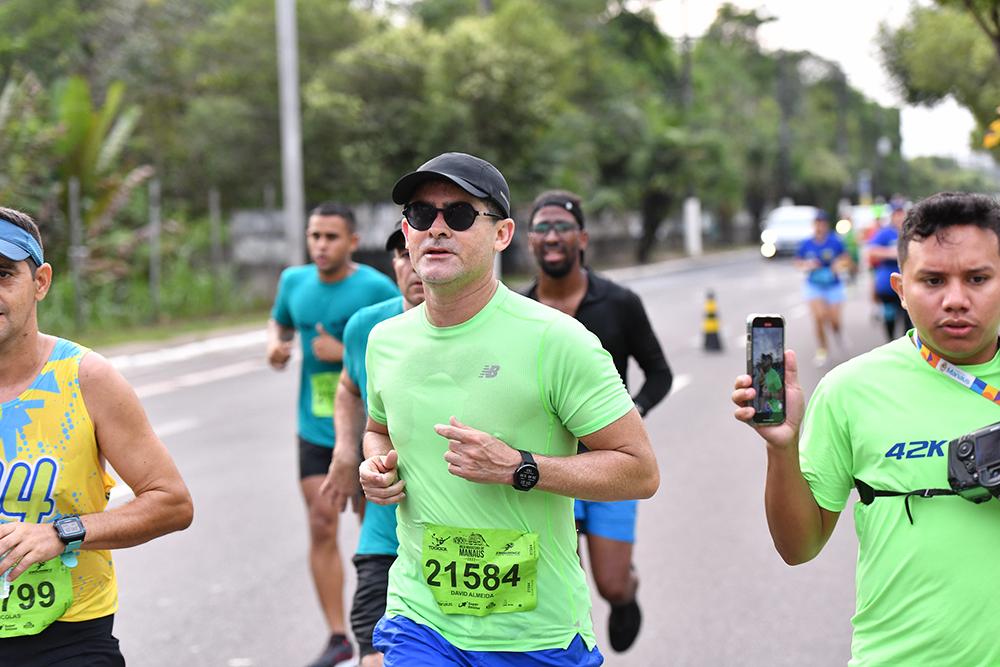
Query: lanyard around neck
912 332 1000 405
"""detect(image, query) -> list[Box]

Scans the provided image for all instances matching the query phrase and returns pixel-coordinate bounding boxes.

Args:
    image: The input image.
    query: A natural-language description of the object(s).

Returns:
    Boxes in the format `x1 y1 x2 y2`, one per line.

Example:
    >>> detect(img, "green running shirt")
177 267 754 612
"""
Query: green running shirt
365 282 634 652
800 334 1000 666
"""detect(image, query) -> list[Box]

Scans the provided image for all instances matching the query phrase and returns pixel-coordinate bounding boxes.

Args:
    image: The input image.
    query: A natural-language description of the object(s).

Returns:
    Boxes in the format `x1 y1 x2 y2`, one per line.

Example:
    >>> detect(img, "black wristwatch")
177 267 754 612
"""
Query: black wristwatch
512 450 539 491
54 514 86 551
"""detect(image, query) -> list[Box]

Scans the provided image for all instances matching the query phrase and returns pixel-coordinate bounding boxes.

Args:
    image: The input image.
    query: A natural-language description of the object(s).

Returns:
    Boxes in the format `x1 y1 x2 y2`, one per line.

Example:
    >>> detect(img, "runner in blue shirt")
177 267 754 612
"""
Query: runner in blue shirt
867 202 913 340
320 222 425 667
796 209 850 366
266 202 399 667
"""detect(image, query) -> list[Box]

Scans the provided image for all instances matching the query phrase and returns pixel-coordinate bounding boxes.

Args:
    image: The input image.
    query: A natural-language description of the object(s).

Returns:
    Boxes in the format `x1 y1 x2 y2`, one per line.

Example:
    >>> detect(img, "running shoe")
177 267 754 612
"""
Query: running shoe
306 634 353 667
608 598 642 652
813 348 828 367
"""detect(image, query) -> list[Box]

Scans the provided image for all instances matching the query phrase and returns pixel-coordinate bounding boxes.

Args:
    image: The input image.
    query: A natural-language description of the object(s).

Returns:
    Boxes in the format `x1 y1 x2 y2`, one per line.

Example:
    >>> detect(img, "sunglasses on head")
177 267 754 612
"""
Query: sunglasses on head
530 220 580 235
402 201 502 232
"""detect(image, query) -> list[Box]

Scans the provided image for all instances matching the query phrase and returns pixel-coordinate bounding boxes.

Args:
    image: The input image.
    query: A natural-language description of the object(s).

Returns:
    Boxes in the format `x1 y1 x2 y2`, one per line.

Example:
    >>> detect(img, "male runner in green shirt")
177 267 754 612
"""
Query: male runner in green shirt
732 191 1000 666
359 152 659 666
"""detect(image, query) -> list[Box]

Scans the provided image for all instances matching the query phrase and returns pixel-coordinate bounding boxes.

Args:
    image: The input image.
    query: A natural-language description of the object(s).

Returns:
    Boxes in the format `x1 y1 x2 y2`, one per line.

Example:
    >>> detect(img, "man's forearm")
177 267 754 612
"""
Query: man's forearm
79 484 193 551
534 446 658 502
763 443 833 565
333 382 364 460
363 428 394 460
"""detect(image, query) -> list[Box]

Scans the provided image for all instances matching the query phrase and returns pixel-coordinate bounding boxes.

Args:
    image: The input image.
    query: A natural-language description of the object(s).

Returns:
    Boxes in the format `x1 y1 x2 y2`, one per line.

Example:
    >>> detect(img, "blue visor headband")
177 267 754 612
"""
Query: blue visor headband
0 217 44 266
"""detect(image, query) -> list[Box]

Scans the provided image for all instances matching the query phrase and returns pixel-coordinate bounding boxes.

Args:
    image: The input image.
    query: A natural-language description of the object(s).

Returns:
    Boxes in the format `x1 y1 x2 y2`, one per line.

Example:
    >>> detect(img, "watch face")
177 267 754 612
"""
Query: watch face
56 516 85 541
516 466 539 489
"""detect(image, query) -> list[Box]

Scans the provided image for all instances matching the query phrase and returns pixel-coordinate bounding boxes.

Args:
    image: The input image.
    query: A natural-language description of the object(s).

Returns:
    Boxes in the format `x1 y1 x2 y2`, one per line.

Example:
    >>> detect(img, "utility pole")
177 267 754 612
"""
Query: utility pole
276 0 305 266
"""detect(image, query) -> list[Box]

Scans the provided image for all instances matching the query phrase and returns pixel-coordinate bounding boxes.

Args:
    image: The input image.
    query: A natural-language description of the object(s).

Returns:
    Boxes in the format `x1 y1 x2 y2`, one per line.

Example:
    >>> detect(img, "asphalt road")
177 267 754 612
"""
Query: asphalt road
106 250 888 666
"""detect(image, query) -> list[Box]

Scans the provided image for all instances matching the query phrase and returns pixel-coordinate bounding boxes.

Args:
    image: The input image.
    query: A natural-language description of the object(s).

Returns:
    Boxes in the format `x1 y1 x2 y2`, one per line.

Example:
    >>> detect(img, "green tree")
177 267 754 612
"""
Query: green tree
881 4 1000 150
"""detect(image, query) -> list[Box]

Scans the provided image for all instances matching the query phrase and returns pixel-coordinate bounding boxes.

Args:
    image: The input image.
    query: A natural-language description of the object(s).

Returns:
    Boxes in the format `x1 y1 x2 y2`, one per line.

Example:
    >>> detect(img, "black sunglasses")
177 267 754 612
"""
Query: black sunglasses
530 220 580 235
403 201 502 232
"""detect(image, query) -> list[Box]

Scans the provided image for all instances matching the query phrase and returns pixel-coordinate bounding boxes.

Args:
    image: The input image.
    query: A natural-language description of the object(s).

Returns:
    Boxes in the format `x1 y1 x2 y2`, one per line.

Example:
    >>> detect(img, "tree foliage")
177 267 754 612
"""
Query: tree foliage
1 0 984 273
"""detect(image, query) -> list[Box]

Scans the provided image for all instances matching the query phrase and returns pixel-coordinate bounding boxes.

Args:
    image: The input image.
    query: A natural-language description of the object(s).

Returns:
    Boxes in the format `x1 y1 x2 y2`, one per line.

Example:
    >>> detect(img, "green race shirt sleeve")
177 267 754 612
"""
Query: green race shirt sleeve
540 317 635 438
799 371 855 512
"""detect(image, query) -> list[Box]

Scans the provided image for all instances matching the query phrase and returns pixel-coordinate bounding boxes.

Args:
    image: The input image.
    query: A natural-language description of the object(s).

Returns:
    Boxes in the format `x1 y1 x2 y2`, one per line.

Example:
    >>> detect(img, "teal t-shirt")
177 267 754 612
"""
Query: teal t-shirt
365 283 635 652
271 264 398 446
343 296 404 556
800 334 1000 667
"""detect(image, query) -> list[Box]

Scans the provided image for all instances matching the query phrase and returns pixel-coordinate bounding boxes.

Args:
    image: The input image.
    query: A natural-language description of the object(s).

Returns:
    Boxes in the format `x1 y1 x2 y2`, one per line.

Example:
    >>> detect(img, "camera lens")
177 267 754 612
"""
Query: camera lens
957 441 975 459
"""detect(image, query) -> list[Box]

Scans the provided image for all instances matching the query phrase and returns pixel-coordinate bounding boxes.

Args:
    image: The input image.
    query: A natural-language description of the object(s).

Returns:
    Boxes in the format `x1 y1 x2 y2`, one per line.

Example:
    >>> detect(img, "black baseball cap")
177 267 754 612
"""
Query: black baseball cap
392 152 511 219
385 221 405 252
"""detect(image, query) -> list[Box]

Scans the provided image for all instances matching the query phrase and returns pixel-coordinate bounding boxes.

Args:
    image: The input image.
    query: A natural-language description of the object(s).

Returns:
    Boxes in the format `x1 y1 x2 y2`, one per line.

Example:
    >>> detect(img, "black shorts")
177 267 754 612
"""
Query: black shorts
298 436 334 479
875 291 902 306
0 614 125 667
351 554 396 657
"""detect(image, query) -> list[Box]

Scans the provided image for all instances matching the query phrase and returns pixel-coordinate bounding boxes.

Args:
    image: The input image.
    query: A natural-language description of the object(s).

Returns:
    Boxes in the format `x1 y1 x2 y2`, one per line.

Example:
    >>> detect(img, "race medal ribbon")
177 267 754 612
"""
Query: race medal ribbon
0 557 73 637
912 332 1000 404
422 524 538 617
310 371 339 418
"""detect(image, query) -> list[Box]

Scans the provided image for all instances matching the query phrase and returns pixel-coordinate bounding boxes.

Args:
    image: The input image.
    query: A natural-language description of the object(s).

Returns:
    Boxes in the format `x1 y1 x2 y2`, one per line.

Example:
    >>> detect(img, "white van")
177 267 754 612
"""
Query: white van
759 205 820 258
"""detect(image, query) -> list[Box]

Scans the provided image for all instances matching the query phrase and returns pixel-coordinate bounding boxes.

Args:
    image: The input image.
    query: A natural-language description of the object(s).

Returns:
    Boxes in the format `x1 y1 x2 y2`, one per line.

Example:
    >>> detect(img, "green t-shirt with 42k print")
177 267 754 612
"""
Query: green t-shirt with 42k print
799 334 1000 667
365 283 635 653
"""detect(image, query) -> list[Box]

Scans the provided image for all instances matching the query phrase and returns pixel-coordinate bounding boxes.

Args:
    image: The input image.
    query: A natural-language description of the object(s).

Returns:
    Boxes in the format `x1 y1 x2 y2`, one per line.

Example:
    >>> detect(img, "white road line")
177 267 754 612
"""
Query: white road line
670 373 692 396
135 359 266 399
110 330 267 371
107 478 135 508
155 417 200 439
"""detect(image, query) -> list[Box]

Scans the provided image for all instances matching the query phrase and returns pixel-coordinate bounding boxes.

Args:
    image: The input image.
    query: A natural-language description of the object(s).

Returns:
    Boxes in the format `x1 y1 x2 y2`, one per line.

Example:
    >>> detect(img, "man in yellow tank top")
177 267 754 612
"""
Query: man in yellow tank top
0 207 193 666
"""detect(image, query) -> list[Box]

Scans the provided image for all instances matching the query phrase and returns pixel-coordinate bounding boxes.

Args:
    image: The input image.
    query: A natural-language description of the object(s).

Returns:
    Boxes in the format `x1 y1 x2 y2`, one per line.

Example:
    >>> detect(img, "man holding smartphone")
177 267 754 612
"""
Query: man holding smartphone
522 189 672 653
732 192 1000 665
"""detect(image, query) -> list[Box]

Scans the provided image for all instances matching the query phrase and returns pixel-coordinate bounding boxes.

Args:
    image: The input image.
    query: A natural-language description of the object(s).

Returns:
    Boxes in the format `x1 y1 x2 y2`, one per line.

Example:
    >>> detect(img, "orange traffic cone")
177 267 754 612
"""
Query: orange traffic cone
704 290 722 351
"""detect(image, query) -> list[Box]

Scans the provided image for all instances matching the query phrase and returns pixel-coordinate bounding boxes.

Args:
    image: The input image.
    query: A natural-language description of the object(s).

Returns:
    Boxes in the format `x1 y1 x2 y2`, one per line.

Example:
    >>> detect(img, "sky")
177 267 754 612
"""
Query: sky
649 0 978 161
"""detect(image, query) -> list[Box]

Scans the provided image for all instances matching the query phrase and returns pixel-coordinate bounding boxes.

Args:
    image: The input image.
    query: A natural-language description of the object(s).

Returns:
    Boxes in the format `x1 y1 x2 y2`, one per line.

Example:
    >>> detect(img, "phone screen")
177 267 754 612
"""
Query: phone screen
747 315 785 425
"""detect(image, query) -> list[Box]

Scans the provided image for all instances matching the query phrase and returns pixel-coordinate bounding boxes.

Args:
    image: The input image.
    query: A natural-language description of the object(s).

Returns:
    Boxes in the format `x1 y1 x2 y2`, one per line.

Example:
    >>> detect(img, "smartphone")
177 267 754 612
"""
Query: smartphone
746 314 785 425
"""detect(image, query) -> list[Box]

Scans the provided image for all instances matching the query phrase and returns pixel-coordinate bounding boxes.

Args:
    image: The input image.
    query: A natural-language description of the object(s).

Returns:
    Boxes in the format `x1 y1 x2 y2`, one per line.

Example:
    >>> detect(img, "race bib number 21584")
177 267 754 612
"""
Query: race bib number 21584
422 524 538 617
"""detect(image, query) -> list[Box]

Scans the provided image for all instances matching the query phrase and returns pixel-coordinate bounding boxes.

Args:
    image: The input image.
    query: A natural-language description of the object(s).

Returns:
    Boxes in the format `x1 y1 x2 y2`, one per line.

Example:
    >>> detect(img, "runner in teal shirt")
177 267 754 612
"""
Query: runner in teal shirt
322 223 424 665
266 203 398 667
271 262 397 446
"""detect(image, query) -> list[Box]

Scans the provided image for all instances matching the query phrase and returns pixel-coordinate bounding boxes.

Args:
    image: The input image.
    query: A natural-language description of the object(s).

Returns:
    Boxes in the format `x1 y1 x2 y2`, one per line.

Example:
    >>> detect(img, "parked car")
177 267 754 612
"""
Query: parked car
759 205 820 258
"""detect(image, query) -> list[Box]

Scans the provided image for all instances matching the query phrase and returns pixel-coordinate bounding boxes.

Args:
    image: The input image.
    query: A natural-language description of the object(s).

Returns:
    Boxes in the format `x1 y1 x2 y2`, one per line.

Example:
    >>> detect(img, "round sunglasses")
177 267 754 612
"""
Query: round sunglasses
403 201 503 232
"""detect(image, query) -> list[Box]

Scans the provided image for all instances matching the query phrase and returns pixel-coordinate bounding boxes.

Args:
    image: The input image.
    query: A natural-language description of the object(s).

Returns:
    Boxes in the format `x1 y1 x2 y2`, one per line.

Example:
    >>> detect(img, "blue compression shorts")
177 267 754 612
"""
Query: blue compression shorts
574 499 638 543
373 614 604 666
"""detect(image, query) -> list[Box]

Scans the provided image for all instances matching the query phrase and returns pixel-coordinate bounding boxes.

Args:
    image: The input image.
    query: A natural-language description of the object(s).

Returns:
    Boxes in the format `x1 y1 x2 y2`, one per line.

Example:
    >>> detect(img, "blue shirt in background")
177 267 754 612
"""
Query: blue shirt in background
867 225 900 296
342 296 404 556
271 264 398 446
797 234 846 287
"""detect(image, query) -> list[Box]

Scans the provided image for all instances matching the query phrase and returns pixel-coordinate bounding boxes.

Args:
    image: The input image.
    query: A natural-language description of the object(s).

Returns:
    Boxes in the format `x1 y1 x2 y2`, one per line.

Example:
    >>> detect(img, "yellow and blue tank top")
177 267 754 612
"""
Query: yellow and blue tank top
0 338 117 621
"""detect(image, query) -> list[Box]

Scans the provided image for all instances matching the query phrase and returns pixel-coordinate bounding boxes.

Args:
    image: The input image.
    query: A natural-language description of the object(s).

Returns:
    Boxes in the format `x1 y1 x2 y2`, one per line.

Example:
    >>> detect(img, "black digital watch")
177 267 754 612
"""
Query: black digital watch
512 450 539 491
54 514 86 550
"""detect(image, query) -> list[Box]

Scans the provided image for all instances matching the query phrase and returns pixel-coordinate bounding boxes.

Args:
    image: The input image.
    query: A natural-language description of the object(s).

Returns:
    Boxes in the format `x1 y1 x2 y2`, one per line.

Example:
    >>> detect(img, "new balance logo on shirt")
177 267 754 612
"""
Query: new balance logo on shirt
479 365 500 378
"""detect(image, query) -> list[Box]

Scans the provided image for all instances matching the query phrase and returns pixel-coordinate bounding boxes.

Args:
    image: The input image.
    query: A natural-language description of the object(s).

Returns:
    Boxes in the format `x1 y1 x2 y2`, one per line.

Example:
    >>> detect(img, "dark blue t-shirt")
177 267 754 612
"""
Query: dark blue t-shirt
797 235 846 287
868 225 900 296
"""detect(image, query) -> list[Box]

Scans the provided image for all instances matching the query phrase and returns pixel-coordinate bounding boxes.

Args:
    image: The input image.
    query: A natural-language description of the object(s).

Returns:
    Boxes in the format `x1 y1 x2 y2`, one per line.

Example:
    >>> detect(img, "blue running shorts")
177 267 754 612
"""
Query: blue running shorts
802 282 845 304
373 614 604 666
574 499 637 543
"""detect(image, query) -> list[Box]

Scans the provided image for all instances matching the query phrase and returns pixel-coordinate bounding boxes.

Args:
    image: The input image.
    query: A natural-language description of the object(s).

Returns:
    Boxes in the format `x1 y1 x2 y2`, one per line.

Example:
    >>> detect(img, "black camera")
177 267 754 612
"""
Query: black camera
947 421 1000 503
